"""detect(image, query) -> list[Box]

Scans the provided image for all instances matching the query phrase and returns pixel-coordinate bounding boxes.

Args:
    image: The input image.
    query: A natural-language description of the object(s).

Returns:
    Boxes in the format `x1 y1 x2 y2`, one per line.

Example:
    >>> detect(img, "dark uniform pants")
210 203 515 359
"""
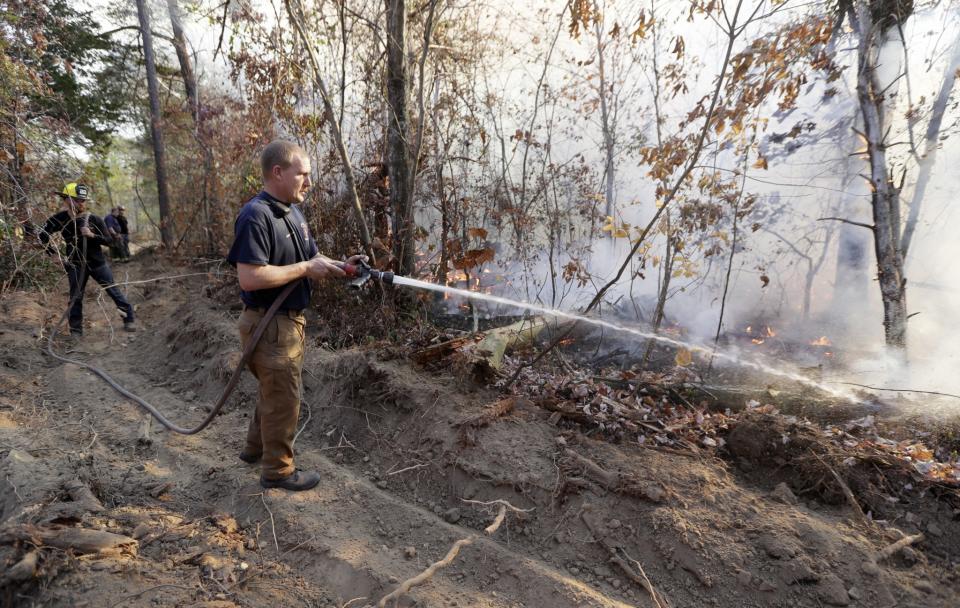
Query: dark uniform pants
109 238 124 261
67 262 135 333
238 308 306 480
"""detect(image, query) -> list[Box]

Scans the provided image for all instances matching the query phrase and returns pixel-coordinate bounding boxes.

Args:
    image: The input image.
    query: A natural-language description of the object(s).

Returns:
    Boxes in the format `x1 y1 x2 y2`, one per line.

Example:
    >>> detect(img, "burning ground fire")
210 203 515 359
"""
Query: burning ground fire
738 325 835 359
415 259 956 487
747 325 777 345
409 272 960 492
442 268 499 310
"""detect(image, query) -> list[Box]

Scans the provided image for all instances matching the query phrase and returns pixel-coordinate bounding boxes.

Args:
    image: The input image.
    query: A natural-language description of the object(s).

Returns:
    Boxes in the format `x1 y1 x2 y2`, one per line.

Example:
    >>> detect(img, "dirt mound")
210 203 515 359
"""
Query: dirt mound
0 290 50 367
728 411 960 565
293 347 959 606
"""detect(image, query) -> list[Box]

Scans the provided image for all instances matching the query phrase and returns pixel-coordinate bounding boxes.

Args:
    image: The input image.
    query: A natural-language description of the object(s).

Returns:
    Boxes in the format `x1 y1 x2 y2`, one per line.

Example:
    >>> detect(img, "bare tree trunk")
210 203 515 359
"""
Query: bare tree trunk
408 0 438 201
385 0 415 276
135 0 174 249
1 110 28 217
641 0 671 367
594 17 615 224
285 0 375 263
853 4 908 349
166 0 215 254
641 214 673 367
432 81 450 285
166 0 197 122
764 224 834 323
436 160 449 283
711 160 748 366
826 111 876 342
900 35 960 260
804 224 835 322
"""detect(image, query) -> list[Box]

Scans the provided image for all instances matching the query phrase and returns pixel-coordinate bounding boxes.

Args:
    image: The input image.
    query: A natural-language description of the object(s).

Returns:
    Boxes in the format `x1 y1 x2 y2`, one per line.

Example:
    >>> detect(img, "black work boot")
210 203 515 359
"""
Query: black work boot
123 320 137 332
260 469 321 491
238 451 261 464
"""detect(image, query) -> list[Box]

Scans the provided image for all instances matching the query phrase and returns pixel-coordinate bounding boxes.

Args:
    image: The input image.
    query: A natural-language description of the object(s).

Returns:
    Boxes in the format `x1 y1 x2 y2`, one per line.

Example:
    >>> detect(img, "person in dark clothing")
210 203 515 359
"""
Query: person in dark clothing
227 140 363 492
104 207 123 260
116 205 131 261
39 183 136 336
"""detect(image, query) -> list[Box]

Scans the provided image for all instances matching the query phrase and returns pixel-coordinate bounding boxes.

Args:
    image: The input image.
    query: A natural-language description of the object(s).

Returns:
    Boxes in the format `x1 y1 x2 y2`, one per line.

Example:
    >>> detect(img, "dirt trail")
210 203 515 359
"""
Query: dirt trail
1 257 959 607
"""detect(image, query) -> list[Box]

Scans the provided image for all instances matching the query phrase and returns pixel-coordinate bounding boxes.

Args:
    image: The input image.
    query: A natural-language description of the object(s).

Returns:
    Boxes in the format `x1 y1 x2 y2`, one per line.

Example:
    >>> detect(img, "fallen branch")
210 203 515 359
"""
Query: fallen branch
462 317 552 370
817 216 875 231
377 500 532 607
410 336 474 365
837 381 960 400
441 317 559 385
539 398 593 426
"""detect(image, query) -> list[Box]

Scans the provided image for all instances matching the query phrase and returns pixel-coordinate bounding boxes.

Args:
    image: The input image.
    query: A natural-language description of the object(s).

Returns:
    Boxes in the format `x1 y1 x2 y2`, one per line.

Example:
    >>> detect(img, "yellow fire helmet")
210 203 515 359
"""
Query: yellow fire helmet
55 183 89 201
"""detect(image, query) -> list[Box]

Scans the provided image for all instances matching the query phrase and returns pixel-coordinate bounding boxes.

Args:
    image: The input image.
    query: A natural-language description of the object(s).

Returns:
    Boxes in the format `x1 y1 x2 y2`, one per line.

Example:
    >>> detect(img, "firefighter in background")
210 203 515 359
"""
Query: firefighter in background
116 204 131 261
39 183 136 336
104 206 123 260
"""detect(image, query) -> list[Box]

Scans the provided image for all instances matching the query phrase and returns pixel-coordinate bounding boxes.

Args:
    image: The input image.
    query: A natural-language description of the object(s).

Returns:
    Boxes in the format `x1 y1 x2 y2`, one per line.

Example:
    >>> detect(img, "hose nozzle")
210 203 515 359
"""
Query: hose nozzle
344 259 394 290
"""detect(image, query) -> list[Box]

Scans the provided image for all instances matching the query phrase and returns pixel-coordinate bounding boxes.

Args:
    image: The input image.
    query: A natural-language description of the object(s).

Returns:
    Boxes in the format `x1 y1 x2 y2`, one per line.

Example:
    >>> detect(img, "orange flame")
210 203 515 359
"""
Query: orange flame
810 336 831 346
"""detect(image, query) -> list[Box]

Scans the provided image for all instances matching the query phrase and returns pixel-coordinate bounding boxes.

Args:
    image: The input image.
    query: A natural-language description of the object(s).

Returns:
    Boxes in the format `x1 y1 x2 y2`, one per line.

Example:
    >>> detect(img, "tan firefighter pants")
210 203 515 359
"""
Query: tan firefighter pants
238 307 306 480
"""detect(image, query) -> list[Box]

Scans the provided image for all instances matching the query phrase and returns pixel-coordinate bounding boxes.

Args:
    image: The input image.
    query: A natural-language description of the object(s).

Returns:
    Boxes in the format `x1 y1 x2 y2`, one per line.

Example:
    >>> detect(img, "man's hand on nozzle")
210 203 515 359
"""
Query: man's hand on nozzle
303 256 346 280
344 254 368 266
80 226 95 238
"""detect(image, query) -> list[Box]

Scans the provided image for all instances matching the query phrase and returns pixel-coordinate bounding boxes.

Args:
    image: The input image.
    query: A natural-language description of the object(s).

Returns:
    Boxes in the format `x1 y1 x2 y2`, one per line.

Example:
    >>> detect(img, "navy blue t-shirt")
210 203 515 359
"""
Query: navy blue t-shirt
226 191 319 311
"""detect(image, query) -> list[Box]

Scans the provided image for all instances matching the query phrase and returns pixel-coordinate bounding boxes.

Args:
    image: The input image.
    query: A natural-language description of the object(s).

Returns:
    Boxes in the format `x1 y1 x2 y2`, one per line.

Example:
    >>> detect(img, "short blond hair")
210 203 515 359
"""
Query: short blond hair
260 140 306 178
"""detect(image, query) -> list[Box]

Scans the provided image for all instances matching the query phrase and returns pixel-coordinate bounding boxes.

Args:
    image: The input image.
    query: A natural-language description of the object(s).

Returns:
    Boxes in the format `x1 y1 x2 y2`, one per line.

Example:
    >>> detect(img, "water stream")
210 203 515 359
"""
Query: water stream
391 275 859 403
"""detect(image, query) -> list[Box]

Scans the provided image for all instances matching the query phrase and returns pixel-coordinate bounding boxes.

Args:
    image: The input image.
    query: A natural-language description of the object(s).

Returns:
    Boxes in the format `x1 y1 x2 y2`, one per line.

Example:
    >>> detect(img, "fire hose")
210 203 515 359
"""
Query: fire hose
45 257 394 435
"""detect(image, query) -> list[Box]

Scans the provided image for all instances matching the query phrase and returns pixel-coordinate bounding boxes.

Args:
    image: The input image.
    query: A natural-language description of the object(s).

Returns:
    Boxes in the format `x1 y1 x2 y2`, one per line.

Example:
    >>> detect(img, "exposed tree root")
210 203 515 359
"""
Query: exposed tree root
38 478 108 522
613 549 669 608
0 549 38 585
580 507 671 607
457 397 523 445
376 499 532 607
1 524 138 556
64 478 105 513
811 450 869 527
876 532 925 562
563 448 668 502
